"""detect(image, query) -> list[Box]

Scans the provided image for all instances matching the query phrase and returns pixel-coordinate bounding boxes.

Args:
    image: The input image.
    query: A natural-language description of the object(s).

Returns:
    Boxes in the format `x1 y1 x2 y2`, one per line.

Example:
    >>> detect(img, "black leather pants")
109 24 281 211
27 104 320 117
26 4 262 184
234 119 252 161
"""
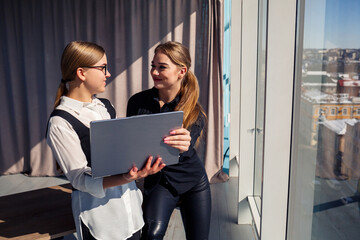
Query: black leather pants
140 175 211 240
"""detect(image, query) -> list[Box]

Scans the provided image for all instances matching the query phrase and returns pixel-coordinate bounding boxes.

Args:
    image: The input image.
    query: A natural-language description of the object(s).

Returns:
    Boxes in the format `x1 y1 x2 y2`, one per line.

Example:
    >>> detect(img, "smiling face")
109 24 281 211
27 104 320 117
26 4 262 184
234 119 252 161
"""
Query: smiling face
81 54 111 95
150 50 186 93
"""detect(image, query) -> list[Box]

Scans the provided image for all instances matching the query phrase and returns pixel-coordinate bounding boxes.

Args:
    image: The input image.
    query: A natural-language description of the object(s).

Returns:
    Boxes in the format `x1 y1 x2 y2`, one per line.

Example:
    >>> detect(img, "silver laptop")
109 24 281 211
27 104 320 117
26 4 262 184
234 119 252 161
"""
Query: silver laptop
89 111 184 178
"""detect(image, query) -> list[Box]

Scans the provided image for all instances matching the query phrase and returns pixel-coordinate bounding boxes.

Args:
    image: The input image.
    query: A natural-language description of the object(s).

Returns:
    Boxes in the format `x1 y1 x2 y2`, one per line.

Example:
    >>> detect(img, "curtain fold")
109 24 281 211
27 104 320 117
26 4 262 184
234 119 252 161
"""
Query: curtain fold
201 0 229 183
0 0 228 182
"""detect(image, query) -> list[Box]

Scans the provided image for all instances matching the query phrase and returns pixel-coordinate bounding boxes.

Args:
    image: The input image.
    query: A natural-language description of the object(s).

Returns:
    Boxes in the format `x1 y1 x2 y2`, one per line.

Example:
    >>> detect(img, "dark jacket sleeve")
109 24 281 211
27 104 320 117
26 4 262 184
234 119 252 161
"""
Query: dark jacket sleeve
126 95 137 117
180 112 206 158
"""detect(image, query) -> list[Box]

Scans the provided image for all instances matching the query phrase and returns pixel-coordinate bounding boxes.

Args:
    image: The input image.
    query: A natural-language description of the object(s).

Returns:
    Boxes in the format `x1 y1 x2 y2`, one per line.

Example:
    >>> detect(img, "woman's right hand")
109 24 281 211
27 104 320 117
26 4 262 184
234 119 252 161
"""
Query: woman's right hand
123 156 166 181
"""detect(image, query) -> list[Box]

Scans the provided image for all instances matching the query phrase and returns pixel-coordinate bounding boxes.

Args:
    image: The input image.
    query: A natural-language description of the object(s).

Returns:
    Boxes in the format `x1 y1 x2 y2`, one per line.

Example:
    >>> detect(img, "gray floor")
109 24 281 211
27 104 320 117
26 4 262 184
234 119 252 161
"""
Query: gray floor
0 174 256 240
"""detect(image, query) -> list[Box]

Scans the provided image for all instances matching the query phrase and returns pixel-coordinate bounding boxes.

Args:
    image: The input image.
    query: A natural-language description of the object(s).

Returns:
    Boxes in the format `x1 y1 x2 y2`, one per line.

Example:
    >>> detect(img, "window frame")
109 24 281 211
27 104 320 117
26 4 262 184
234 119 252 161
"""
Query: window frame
231 0 298 238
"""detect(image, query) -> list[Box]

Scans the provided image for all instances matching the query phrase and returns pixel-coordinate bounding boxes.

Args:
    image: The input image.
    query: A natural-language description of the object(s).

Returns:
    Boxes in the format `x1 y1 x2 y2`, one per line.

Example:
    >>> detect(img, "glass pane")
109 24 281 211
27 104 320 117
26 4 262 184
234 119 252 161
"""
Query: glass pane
288 0 360 239
223 0 231 175
253 0 268 214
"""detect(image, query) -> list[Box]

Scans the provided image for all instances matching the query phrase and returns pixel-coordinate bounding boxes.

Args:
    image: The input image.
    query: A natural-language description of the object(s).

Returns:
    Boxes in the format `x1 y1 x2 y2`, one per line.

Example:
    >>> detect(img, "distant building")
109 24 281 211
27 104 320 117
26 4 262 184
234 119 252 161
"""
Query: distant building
337 78 360 97
342 120 360 179
300 89 360 145
316 119 359 179
302 82 337 95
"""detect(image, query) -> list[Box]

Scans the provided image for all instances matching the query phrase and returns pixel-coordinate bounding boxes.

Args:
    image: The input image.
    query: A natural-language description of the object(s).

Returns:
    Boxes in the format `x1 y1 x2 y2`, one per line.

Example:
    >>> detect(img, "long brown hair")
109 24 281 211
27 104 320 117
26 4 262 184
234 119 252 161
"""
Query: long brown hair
154 41 206 129
54 41 105 108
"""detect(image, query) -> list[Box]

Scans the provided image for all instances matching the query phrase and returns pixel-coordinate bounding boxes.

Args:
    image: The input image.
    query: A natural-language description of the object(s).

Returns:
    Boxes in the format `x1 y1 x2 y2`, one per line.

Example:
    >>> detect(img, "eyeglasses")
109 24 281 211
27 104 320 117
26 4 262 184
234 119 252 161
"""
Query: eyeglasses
80 65 108 75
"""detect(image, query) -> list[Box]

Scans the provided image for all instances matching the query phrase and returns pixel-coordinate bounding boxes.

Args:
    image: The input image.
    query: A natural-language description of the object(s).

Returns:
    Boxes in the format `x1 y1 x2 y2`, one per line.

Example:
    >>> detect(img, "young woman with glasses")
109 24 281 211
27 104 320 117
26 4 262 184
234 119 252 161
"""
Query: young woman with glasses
127 41 211 240
46 41 191 240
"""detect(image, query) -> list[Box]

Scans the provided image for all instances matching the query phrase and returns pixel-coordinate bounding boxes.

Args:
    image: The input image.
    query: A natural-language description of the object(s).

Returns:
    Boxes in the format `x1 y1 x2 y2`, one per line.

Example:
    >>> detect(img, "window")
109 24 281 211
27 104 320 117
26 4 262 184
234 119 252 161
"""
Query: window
288 0 360 239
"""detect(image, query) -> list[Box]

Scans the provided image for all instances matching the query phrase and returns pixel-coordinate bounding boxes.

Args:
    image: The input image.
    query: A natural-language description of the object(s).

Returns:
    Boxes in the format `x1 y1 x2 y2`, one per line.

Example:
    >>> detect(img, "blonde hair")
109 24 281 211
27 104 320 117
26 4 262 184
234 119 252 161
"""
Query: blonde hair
154 41 206 129
54 41 105 108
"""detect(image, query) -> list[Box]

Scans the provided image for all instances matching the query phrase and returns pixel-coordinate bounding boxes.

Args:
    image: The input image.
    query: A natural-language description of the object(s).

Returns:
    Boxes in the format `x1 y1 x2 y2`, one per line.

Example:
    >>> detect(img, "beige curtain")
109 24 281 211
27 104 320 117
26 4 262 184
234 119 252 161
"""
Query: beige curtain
0 0 228 182
203 0 229 183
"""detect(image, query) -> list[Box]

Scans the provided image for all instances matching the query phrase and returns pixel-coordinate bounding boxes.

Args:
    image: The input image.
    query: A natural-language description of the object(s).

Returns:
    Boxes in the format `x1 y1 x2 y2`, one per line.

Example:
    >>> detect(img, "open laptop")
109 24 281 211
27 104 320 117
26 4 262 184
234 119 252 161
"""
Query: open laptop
89 111 184 178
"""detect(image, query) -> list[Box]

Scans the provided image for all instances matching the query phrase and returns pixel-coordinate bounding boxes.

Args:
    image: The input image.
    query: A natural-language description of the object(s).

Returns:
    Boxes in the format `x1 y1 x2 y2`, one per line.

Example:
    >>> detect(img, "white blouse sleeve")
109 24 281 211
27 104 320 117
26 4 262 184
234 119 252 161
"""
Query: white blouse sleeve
47 116 105 198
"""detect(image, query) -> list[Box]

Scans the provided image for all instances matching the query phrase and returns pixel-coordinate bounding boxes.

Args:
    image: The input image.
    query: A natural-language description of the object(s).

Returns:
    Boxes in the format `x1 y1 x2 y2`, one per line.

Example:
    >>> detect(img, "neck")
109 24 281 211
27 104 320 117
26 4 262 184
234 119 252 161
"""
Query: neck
158 87 180 105
66 80 93 102
67 88 93 103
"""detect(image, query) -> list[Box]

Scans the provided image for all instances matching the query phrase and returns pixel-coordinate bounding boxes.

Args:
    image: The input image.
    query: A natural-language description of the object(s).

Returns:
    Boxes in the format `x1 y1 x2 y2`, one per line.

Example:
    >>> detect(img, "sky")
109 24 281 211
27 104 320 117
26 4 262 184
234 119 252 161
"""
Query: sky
303 0 360 49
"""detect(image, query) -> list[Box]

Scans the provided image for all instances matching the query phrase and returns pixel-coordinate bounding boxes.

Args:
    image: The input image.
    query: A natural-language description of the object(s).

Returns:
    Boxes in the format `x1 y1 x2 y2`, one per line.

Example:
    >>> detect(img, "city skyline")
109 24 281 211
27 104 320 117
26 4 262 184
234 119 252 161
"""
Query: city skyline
304 0 360 49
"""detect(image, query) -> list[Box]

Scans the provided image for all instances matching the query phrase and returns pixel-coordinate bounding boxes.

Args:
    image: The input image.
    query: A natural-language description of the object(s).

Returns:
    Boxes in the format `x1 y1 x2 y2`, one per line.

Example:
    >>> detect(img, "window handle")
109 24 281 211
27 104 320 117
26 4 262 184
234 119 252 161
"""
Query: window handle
247 128 255 134
256 128 263 134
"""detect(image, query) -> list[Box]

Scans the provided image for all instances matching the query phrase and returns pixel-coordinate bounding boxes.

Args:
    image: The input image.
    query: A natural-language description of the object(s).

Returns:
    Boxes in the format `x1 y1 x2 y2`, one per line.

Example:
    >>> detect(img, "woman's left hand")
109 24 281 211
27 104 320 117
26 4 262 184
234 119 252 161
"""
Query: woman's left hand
163 127 191 153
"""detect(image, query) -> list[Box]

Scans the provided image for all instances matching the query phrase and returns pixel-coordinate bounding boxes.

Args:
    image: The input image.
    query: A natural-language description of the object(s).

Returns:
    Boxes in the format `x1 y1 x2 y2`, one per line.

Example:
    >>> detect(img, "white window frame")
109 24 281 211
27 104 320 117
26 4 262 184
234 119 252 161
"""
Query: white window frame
230 0 298 239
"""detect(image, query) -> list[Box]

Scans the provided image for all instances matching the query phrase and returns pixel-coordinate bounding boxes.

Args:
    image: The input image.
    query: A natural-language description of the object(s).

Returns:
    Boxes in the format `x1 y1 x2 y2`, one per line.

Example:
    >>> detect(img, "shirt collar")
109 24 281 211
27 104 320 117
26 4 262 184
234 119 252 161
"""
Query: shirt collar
60 96 105 114
150 87 181 109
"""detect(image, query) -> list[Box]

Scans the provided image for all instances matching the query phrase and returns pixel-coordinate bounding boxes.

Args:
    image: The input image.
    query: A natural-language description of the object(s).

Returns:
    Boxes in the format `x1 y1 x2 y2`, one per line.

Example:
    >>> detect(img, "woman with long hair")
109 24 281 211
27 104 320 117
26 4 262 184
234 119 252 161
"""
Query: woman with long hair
127 41 211 240
46 41 190 240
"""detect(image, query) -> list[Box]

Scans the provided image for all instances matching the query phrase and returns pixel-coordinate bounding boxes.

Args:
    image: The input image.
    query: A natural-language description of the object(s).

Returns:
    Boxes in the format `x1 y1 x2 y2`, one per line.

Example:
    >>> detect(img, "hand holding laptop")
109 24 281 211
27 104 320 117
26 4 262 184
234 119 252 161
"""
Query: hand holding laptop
129 127 191 177
122 126 191 181
163 127 191 153
90 111 189 178
122 156 166 181
103 126 191 188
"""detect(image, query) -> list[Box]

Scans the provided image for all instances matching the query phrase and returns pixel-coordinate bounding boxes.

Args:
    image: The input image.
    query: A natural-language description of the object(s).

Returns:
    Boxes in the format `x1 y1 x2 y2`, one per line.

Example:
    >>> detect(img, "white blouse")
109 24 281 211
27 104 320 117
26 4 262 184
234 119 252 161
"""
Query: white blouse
46 96 144 240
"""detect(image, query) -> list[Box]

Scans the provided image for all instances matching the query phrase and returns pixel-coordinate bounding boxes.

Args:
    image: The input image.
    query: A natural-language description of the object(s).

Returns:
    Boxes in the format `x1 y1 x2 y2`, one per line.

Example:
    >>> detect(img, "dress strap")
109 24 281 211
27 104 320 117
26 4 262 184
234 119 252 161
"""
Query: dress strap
98 98 116 119
47 110 91 167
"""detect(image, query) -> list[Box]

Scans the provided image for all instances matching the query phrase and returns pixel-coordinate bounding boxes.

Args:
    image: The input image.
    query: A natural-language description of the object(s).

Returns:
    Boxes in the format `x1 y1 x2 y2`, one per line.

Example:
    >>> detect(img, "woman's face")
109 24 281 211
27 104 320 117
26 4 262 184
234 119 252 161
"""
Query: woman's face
82 54 111 95
150 51 185 92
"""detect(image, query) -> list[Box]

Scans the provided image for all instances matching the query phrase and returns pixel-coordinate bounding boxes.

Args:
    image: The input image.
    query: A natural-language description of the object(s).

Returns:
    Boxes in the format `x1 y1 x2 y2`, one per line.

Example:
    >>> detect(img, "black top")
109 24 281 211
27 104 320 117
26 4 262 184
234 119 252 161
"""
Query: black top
127 87 207 195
